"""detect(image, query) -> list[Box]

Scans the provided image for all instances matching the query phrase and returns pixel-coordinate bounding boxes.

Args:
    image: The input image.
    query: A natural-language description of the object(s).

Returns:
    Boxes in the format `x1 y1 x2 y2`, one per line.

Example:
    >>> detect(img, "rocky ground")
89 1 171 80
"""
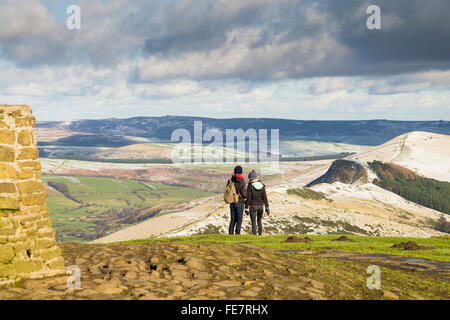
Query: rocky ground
0 241 449 300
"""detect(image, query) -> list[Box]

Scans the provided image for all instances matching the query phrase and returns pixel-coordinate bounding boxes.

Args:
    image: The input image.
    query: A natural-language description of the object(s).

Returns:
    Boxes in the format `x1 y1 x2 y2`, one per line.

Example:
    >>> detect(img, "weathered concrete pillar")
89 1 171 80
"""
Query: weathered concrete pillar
0 105 65 287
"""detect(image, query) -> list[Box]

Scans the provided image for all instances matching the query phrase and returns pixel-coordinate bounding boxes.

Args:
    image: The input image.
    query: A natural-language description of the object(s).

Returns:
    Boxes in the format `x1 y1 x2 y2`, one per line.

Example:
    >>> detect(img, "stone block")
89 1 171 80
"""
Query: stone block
0 217 13 229
28 205 50 214
18 130 32 146
0 264 16 278
37 227 55 238
0 146 15 162
14 261 43 275
24 225 37 236
37 246 62 262
0 197 19 210
17 160 41 170
15 116 35 128
21 192 47 206
16 213 40 224
36 238 56 249
0 129 15 145
18 168 33 180
46 256 65 270
17 180 45 194
0 235 7 244
0 209 14 217
0 245 15 263
17 148 39 160
0 183 16 194
0 163 17 179
4 233 26 244
36 218 52 229
0 228 16 236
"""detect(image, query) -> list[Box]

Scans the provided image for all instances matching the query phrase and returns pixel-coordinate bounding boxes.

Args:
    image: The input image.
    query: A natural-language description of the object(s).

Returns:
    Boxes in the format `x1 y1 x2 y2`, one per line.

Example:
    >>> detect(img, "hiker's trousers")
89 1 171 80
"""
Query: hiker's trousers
250 206 264 235
229 202 244 234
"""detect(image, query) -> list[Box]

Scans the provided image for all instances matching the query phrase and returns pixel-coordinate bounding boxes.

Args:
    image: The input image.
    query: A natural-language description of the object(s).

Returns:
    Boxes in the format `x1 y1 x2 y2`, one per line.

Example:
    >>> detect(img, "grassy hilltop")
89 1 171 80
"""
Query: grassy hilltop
1 234 448 300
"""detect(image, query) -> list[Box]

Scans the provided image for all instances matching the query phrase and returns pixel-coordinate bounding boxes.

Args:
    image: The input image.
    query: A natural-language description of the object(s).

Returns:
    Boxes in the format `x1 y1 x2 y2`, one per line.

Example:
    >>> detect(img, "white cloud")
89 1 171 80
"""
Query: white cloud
0 0 56 40
310 77 352 94
0 0 448 121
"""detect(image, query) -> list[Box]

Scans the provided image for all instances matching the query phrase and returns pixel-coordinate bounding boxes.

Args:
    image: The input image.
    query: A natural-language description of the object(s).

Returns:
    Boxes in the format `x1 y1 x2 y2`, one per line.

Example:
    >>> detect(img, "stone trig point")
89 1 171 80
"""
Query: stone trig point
0 105 65 287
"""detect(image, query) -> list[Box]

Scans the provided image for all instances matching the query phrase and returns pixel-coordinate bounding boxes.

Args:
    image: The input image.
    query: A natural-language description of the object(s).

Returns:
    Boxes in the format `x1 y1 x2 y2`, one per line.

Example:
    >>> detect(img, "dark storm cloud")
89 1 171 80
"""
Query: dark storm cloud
1 0 450 79
137 0 450 80
326 0 450 74
143 0 297 55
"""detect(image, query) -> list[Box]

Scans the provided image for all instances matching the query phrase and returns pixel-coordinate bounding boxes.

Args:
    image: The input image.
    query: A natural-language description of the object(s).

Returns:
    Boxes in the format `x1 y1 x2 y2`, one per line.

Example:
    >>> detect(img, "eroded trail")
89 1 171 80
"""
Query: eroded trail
0 242 448 300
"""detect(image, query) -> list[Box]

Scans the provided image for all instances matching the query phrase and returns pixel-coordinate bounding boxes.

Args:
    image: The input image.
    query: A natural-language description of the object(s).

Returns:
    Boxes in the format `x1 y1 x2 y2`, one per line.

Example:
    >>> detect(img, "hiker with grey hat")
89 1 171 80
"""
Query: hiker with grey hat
224 166 247 235
245 170 269 236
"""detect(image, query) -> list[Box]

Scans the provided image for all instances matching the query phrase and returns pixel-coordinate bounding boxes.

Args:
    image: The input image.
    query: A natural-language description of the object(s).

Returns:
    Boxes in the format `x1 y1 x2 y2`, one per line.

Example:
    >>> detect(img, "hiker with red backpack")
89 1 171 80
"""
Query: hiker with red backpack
245 170 269 236
224 166 247 235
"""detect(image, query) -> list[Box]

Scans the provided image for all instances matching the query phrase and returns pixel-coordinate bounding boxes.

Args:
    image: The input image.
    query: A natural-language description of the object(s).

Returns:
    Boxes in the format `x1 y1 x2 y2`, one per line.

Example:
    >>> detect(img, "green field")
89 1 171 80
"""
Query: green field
126 234 450 262
42 175 216 242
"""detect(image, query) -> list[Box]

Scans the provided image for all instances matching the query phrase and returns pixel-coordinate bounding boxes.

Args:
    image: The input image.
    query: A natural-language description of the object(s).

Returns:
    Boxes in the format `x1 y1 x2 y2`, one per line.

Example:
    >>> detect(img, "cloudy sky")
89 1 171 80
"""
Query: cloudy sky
0 0 449 121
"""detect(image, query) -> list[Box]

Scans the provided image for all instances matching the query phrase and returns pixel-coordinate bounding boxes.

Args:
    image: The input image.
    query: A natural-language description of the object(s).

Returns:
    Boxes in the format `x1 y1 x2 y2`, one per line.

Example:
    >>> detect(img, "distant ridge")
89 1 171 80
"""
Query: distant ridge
36 116 450 147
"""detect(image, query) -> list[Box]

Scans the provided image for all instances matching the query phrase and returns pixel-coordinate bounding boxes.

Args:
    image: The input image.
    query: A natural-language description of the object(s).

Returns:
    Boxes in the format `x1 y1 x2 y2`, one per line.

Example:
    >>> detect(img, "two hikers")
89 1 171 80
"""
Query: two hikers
224 166 269 235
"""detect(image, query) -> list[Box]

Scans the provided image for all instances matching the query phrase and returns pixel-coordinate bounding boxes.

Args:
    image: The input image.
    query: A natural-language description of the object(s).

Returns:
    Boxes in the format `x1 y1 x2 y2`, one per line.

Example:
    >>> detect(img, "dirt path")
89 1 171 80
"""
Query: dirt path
391 133 408 163
1 242 448 300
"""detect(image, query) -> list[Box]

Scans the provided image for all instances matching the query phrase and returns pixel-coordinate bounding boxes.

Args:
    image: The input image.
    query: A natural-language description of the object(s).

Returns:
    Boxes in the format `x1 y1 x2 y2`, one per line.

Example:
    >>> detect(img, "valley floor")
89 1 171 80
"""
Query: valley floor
1 235 448 300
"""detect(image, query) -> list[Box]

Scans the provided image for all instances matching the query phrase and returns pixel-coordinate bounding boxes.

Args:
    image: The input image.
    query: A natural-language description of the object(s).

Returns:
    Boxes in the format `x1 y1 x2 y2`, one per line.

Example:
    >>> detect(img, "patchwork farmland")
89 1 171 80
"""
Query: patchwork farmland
41 176 217 242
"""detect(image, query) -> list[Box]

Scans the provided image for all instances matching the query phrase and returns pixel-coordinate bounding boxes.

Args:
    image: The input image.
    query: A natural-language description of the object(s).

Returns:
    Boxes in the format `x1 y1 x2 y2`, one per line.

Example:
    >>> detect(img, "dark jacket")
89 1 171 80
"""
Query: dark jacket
230 175 247 204
245 180 269 209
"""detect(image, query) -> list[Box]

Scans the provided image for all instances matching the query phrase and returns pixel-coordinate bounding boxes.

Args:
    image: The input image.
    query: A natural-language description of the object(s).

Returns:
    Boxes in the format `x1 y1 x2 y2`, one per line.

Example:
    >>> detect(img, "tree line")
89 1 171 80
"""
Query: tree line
368 161 450 215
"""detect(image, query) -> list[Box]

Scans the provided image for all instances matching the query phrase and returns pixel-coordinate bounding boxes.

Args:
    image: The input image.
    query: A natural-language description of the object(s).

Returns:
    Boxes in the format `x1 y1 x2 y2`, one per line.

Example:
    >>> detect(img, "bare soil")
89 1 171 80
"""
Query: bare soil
333 236 354 242
284 236 313 243
391 241 432 251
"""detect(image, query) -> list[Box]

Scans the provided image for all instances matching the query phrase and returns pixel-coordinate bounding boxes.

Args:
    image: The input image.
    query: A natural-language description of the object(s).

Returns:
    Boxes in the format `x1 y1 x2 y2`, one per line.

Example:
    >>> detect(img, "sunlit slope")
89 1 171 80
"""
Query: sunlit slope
349 131 450 182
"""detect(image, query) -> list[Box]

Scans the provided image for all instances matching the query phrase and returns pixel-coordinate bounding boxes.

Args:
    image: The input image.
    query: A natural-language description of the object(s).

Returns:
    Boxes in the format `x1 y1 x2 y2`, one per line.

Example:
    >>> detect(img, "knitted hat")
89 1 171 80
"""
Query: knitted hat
234 165 243 174
248 169 258 180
